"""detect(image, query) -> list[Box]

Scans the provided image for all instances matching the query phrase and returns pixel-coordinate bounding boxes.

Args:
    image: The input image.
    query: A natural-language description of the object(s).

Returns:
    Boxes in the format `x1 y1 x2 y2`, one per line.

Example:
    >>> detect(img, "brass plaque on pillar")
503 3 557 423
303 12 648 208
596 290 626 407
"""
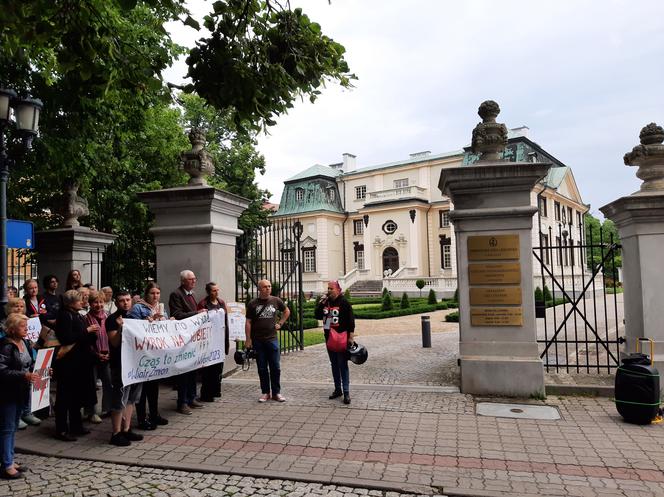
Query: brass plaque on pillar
467 235 520 261
471 307 523 326
468 263 521 285
470 287 522 305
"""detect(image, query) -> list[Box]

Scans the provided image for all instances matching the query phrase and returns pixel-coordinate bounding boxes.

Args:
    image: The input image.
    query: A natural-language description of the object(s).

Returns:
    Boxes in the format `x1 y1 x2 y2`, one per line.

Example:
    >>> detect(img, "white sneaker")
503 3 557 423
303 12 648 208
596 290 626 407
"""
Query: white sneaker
18 419 28 430
88 414 102 424
21 414 41 426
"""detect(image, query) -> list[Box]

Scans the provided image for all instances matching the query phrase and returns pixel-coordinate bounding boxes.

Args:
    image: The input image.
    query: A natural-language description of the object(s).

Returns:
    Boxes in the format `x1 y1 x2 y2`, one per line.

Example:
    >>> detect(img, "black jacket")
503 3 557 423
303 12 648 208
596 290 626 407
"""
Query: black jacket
0 337 34 404
315 295 355 338
54 308 97 375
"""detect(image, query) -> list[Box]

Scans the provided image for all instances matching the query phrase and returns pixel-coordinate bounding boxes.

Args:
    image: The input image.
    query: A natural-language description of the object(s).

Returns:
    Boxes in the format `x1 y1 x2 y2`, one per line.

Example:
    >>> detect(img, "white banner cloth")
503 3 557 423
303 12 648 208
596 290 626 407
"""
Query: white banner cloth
121 310 225 386
27 317 42 342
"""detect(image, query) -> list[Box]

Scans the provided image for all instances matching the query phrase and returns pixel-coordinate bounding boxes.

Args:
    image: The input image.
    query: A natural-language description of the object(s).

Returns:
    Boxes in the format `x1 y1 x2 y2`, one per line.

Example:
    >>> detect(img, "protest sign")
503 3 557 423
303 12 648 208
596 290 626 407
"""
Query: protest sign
226 302 246 341
31 347 54 412
27 317 42 342
121 310 225 386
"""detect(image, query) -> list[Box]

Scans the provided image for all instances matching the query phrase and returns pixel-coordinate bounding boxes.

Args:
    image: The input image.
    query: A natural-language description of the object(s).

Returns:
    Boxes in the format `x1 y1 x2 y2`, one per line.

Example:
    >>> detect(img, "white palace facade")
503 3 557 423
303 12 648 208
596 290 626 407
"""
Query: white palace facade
272 128 591 297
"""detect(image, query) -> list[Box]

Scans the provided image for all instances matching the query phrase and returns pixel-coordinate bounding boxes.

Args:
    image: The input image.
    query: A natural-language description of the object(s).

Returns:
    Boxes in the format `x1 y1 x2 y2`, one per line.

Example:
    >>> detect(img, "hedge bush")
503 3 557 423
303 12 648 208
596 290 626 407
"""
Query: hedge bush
445 311 459 322
427 288 437 304
381 291 394 311
400 293 410 309
354 301 448 319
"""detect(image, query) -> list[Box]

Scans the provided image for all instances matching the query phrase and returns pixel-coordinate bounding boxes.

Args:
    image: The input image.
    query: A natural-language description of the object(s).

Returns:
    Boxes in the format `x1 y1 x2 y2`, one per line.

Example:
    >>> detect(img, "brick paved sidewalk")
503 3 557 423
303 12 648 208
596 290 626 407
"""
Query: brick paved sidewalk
16 380 664 497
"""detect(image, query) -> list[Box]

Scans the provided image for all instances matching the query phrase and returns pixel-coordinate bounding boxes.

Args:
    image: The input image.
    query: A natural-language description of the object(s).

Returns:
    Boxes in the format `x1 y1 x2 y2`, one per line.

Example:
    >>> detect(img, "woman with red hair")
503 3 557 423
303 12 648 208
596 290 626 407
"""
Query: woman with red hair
315 281 355 404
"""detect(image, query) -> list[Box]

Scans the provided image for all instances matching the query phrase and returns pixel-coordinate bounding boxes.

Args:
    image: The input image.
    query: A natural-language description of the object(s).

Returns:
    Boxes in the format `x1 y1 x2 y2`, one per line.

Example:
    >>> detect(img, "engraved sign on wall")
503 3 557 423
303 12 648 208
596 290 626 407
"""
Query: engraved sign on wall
469 287 522 305
471 308 523 326
467 235 519 261
468 263 521 285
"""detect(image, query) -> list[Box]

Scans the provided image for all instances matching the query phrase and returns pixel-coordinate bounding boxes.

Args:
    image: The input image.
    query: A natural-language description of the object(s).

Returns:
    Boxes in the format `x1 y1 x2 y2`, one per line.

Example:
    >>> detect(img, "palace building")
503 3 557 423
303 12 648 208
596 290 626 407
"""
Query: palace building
271 127 590 296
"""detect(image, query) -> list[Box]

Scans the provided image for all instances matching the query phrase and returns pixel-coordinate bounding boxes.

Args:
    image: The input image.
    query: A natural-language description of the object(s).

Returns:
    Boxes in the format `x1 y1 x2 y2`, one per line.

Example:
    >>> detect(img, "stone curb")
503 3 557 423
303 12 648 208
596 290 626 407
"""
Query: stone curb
545 383 613 397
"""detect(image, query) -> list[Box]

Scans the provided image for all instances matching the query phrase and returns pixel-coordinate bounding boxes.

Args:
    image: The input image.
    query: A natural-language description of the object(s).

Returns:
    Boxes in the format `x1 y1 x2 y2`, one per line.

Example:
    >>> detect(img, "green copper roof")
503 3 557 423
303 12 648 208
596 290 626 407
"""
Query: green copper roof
286 164 341 182
543 165 568 189
275 177 344 216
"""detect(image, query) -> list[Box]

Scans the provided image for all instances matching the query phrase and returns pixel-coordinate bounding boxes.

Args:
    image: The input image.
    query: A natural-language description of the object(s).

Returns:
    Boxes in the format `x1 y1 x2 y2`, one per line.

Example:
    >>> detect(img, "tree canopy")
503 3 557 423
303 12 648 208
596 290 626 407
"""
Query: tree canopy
0 0 355 277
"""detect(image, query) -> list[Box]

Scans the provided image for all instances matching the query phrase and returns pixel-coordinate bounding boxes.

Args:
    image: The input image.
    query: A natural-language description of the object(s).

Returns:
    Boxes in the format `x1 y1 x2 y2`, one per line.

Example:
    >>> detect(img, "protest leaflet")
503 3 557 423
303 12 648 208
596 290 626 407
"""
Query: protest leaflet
226 302 246 341
121 309 225 386
27 317 42 342
31 347 54 412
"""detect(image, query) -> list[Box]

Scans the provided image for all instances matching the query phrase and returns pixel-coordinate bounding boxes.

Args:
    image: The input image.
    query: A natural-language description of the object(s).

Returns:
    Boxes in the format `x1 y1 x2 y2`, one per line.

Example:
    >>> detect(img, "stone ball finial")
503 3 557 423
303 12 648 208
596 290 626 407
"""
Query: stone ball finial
639 122 664 145
478 100 501 123
471 100 508 161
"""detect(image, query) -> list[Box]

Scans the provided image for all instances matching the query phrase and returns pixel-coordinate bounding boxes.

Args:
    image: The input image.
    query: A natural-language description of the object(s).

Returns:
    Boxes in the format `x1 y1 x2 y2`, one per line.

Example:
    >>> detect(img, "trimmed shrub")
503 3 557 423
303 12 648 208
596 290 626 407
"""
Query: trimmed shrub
445 311 459 322
270 281 282 296
415 279 426 297
400 293 410 309
445 300 458 309
382 287 389 298
543 284 552 302
427 288 437 304
382 291 394 311
344 288 352 301
453 288 459 303
534 286 544 302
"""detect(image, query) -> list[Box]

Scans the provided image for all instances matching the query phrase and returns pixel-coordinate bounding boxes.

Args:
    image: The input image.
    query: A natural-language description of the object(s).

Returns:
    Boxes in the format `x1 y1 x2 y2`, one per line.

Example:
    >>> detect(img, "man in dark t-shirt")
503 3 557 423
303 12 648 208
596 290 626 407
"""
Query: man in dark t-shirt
245 280 290 402
106 291 143 447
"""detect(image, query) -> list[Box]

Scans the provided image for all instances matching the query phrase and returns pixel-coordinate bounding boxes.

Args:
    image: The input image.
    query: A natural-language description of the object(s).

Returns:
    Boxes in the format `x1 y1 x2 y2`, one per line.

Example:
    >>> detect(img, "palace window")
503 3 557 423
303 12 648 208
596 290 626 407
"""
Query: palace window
281 248 295 274
555 236 561 266
443 245 452 269
327 187 336 202
567 207 573 225
382 220 398 234
577 211 582 228
569 239 575 266
540 233 550 265
295 188 304 202
439 211 450 228
355 185 366 200
554 201 561 222
357 250 365 269
393 178 409 189
303 248 316 273
539 197 548 218
353 219 364 235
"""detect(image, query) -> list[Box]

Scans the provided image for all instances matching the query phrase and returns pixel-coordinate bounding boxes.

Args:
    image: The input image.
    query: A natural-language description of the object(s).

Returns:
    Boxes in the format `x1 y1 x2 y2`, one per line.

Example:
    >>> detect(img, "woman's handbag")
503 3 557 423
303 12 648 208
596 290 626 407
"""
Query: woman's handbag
326 328 348 353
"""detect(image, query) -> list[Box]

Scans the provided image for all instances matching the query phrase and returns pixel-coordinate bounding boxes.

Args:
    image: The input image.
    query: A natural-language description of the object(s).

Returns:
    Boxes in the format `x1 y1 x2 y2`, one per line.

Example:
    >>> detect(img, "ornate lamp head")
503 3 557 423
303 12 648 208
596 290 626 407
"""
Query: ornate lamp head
181 127 214 186
471 100 508 161
624 122 664 193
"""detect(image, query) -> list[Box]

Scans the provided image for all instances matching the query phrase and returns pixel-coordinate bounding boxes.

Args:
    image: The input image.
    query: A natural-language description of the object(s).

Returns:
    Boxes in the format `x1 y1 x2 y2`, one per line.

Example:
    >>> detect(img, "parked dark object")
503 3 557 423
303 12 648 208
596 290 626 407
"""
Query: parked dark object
421 315 431 348
614 339 660 425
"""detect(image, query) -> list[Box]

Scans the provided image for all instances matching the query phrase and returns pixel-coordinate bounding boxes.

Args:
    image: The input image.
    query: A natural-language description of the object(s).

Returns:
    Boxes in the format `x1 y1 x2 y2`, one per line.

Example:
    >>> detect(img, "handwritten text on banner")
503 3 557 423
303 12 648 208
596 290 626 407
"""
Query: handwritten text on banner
121 310 225 386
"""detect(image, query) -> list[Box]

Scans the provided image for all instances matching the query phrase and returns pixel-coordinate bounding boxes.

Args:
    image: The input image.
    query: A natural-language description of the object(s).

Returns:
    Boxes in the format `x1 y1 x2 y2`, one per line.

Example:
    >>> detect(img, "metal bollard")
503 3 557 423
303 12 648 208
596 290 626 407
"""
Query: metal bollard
421 315 431 348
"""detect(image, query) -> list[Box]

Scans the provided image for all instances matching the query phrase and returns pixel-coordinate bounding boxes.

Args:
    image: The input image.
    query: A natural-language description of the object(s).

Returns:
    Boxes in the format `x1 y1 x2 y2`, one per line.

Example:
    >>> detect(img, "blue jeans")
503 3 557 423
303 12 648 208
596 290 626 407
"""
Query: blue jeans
177 371 198 408
254 339 281 395
0 401 21 470
327 350 350 395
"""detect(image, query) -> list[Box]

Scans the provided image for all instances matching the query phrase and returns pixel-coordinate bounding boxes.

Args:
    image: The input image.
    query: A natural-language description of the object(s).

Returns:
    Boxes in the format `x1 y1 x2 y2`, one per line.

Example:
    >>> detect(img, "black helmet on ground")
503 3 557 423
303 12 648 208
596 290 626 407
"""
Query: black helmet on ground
348 342 368 365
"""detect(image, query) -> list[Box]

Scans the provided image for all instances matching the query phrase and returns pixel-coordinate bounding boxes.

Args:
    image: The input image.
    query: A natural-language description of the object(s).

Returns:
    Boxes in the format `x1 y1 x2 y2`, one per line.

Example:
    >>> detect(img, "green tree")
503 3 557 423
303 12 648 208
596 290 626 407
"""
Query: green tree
415 279 425 297
427 288 437 305
584 213 622 280
343 288 351 302
381 291 393 311
185 1 355 132
534 286 544 302
400 293 410 309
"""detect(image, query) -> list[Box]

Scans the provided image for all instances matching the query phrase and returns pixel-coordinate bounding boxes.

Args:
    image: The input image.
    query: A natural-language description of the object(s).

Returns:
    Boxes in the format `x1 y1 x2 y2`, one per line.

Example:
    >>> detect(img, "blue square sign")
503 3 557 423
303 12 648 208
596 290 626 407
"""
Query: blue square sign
7 220 34 249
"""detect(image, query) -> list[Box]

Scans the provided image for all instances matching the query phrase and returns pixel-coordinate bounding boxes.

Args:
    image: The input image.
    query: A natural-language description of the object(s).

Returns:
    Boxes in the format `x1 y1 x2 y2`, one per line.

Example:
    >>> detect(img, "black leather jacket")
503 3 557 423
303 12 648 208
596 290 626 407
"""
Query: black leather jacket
0 337 34 404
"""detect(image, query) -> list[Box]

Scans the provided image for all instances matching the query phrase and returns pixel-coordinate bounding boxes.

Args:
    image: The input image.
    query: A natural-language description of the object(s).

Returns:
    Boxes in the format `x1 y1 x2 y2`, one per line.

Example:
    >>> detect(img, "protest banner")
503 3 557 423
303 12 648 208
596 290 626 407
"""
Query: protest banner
31 347 54 412
226 302 246 341
121 309 225 386
27 316 42 342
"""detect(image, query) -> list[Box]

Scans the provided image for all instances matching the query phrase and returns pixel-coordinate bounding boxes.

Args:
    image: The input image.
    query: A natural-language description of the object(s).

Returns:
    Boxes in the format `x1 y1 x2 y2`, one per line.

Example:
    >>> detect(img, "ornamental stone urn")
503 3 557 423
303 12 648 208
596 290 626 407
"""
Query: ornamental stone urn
181 127 214 186
471 100 509 161
624 122 664 193
60 182 89 228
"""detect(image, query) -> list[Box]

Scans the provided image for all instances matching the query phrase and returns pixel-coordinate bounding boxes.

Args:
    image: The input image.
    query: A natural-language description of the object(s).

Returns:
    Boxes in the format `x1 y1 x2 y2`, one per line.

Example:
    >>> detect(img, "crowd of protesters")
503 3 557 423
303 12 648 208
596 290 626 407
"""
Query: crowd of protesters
0 269 232 478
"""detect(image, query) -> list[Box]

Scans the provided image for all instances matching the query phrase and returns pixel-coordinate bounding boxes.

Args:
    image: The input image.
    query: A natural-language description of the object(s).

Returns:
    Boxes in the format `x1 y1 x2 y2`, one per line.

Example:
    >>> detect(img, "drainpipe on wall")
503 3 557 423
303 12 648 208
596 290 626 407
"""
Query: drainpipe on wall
426 203 433 277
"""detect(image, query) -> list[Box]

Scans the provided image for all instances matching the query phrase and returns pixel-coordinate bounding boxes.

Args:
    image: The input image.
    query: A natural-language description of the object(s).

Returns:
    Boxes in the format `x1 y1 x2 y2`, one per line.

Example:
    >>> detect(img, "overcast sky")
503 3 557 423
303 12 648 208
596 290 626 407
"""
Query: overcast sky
165 0 664 217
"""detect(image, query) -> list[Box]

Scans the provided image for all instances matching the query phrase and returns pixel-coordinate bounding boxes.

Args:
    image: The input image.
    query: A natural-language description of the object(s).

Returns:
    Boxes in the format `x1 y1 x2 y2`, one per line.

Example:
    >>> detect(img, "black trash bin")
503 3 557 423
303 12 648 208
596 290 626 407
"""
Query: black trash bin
614 339 661 425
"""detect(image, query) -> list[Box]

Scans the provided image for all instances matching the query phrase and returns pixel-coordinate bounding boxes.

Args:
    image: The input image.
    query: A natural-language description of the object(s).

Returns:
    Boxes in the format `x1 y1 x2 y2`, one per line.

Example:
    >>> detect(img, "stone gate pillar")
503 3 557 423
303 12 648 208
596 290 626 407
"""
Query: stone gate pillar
137 129 249 309
601 123 664 371
438 101 549 396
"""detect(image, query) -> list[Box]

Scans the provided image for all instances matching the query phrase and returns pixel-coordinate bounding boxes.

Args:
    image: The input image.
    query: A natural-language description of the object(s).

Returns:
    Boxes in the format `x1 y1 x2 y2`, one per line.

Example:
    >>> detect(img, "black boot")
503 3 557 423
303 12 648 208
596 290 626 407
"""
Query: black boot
329 390 342 400
343 394 351 405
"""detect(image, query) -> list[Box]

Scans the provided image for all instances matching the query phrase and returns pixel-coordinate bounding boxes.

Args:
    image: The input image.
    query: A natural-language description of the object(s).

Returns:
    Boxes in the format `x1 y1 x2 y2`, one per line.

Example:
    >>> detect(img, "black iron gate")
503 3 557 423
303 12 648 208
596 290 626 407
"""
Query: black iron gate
533 222 624 373
235 218 304 353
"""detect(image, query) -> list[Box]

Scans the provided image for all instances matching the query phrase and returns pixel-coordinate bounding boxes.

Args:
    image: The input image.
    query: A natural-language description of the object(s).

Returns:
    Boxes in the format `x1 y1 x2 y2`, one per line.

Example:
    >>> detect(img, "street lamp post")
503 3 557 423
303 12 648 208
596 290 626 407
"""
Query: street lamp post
0 88 42 317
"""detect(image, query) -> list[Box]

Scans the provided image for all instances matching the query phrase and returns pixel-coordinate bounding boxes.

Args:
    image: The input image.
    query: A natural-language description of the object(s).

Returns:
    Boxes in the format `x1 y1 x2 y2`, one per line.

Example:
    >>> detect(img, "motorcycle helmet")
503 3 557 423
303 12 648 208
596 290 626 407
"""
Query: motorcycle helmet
348 342 368 365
